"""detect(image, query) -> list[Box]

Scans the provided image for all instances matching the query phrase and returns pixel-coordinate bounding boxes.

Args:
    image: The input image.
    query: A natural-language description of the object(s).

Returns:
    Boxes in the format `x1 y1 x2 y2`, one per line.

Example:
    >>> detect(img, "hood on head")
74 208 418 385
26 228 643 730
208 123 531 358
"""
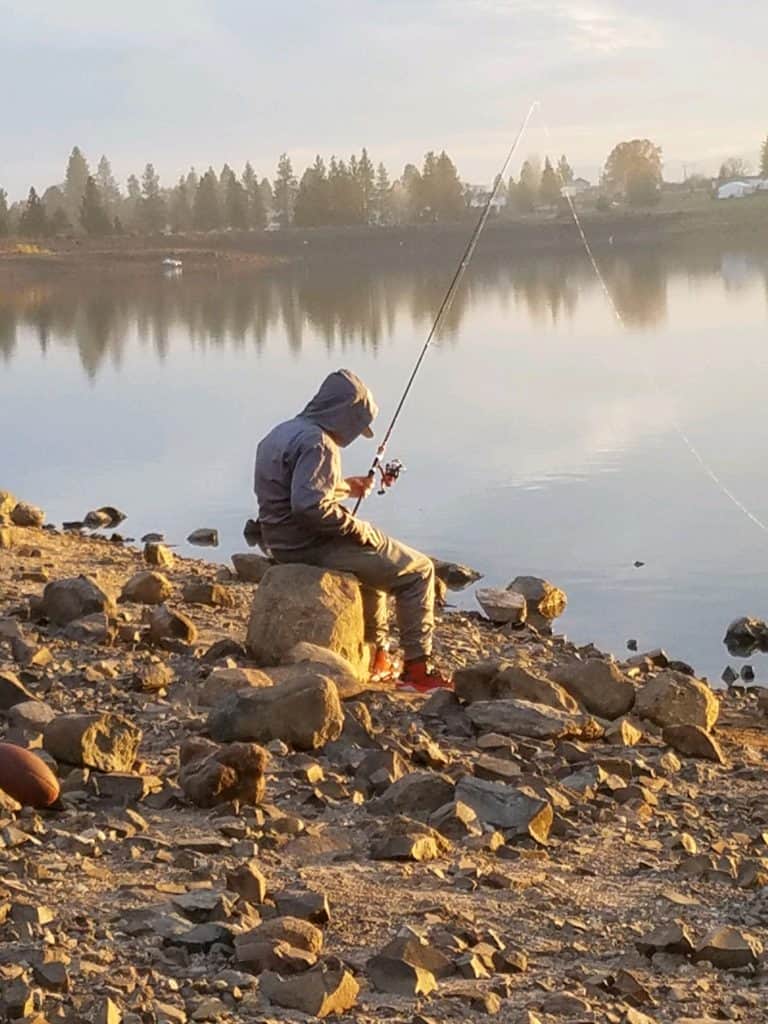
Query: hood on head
300 369 378 447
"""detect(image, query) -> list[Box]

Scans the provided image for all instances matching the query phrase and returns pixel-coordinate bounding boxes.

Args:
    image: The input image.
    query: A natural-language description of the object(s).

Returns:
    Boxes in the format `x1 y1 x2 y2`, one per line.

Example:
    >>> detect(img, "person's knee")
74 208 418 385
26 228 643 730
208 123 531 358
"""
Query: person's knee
412 552 434 585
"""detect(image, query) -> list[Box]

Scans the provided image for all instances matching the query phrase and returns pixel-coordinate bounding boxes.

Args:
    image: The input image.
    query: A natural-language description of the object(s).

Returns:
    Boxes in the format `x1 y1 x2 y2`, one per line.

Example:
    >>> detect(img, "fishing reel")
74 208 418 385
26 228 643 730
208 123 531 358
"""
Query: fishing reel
377 459 405 495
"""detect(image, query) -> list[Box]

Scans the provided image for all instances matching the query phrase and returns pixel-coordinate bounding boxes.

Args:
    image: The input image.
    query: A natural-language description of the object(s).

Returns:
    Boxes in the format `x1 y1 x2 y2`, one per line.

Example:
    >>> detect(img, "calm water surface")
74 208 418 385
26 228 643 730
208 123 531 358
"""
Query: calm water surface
2 241 768 683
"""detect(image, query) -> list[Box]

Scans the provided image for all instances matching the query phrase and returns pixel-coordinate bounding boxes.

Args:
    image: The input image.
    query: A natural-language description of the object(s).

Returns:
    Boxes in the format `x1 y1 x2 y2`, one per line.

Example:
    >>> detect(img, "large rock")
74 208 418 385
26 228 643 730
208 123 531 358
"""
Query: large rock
455 775 553 842
44 713 142 771
507 576 567 619
467 698 595 740
208 674 344 751
636 671 719 731
179 737 268 807
120 571 173 605
550 659 636 720
454 660 577 712
475 588 526 625
42 576 116 626
199 667 273 707
246 565 365 674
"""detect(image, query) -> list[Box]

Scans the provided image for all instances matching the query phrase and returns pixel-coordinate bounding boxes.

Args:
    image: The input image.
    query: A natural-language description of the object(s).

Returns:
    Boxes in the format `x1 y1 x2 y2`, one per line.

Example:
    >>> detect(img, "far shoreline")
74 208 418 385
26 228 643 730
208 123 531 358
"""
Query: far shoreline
1 195 767 277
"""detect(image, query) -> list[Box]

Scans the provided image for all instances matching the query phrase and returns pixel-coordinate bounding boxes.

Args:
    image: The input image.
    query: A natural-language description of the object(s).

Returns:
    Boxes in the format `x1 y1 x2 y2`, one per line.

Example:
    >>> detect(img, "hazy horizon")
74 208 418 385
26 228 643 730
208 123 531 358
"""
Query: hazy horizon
1 0 765 201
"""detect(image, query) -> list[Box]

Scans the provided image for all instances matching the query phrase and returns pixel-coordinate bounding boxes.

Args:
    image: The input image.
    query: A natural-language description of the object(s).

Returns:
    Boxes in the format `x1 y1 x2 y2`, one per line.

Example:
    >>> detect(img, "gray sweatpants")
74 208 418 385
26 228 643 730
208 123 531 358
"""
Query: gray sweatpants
274 533 435 660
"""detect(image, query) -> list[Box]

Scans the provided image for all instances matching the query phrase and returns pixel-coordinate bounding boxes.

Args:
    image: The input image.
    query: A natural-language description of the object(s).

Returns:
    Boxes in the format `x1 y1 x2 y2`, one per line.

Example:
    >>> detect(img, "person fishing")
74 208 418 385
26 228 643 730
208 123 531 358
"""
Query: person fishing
253 369 451 693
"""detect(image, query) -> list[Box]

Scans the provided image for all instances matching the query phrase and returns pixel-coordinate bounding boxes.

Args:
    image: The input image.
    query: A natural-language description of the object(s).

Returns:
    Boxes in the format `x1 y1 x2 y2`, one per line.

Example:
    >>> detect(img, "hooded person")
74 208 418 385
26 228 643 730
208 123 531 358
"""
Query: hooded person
254 368 451 693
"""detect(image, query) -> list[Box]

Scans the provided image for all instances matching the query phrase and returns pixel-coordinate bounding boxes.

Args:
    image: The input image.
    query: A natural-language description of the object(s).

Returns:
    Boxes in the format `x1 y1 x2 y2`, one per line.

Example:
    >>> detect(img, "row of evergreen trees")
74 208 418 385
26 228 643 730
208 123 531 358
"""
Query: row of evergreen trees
0 146 580 238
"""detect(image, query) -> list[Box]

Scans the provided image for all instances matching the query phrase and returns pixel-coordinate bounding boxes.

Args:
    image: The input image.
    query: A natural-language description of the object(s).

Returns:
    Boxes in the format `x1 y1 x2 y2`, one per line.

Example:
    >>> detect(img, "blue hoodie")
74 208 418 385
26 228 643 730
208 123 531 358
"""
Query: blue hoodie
254 369 379 553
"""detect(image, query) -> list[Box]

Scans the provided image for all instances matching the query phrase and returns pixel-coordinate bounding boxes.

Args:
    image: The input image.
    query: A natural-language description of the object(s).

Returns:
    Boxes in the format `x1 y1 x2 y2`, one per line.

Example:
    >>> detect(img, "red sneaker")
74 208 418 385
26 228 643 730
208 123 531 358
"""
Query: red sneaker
370 647 402 684
397 658 453 694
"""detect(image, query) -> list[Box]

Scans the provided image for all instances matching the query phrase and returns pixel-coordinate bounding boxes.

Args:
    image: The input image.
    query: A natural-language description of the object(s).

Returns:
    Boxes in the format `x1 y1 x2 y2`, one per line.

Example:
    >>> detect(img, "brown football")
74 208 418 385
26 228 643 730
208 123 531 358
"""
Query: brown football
0 742 60 808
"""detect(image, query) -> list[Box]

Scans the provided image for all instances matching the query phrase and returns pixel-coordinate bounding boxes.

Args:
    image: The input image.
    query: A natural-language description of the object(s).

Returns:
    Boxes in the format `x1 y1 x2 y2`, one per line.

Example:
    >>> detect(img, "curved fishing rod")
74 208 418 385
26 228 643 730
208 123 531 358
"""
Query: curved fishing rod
353 101 540 514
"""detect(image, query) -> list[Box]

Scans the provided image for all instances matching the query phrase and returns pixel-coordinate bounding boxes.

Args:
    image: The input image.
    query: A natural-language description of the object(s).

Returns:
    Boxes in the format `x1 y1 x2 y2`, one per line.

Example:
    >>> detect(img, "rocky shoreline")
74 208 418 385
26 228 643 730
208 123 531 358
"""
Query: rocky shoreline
1 493 768 1023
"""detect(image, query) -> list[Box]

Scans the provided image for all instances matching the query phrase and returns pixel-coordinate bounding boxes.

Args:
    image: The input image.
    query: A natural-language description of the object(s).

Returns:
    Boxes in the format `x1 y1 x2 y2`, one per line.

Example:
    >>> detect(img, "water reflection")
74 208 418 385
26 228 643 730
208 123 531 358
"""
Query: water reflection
2 241 767 377
4 242 765 377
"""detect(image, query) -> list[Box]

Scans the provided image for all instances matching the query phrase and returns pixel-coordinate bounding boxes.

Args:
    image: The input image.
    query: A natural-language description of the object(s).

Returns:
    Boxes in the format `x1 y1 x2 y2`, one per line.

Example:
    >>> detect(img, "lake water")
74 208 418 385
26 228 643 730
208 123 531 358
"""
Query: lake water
2 237 768 684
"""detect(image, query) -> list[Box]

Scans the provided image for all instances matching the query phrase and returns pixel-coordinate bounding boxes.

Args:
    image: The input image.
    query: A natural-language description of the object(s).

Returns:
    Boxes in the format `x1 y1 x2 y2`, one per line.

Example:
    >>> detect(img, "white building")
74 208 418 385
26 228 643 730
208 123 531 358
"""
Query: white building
717 178 768 199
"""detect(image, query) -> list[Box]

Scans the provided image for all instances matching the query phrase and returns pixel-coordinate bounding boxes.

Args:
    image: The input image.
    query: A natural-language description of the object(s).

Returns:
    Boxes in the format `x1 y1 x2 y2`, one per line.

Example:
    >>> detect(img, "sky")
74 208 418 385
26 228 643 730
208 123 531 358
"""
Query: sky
0 0 765 200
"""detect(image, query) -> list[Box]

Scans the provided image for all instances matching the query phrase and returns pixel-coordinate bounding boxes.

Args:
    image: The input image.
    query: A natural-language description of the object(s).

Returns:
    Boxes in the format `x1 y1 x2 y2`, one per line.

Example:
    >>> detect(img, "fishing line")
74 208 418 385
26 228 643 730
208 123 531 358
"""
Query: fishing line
539 114 768 535
353 100 541 514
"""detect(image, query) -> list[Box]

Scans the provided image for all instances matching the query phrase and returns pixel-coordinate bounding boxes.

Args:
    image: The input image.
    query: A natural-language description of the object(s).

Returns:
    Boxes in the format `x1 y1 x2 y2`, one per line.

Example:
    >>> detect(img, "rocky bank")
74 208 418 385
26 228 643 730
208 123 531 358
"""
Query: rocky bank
1 494 768 1024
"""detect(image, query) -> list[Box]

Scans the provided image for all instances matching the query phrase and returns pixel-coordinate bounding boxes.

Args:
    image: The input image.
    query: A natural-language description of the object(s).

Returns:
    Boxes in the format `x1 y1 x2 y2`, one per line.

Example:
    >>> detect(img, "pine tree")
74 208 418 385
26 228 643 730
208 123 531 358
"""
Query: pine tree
431 151 464 221
140 163 165 233
374 162 391 224
557 155 574 186
64 146 90 221
169 176 193 233
259 178 273 220
0 189 8 236
80 175 112 235
273 154 297 225
517 158 541 211
95 156 121 217
224 172 249 229
124 174 142 229
242 163 266 229
761 136 768 177
401 163 422 222
540 157 561 205
294 156 331 227
357 148 375 224
50 208 71 235
19 187 48 237
194 168 221 231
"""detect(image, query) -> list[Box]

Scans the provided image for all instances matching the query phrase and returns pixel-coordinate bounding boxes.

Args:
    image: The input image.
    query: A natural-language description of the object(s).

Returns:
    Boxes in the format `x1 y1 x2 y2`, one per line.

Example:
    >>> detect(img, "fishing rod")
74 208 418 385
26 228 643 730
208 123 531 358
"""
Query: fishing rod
353 101 540 515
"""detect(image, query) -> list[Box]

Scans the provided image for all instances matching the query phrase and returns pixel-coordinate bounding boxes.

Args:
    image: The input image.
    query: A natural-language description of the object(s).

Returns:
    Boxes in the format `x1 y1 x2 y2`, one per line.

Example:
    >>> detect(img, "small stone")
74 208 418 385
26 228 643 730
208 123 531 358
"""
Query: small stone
0 670 38 711
120 570 173 605
636 921 695 957
187 528 219 546
507 575 567 619
226 861 268 903
260 958 359 1018
147 605 198 644
199 667 273 706
182 581 234 607
455 775 553 842
231 552 272 583
144 542 174 568
179 737 268 807
208 674 344 751
476 588 527 625
42 575 116 626
374 771 455 817
237 916 324 955
11 502 45 527
63 612 112 643
635 671 718 731
44 712 142 771
274 890 331 924
550 658 636 719
693 926 762 969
